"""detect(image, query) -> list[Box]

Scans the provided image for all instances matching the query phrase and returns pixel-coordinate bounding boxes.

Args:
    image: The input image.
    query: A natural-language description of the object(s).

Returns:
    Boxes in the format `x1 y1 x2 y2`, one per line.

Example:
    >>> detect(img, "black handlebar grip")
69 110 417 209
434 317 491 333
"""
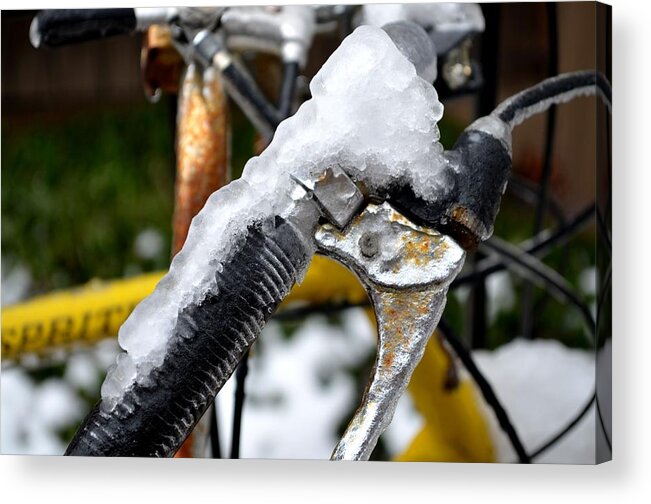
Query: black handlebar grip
441 130 512 248
30 9 137 48
388 130 512 251
65 217 310 456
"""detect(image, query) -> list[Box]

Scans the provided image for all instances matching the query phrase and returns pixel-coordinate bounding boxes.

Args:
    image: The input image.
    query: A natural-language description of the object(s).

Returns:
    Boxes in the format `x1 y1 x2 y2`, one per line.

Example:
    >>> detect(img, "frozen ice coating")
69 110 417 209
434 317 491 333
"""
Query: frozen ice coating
100 25 448 409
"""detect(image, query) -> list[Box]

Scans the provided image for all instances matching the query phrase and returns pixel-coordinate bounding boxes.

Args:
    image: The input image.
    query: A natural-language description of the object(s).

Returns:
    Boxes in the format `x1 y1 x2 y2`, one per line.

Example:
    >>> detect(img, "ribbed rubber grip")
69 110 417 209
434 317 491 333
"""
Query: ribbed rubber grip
31 9 137 48
65 217 310 457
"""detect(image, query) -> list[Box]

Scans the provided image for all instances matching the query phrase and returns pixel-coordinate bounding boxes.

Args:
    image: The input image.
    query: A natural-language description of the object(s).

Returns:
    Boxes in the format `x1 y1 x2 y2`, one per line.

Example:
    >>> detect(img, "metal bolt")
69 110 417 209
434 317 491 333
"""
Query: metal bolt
359 233 379 258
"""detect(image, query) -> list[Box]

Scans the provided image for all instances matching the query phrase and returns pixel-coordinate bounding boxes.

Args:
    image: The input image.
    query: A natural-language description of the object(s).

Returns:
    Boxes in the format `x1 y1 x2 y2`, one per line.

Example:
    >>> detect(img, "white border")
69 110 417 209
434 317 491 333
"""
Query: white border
2 0 650 502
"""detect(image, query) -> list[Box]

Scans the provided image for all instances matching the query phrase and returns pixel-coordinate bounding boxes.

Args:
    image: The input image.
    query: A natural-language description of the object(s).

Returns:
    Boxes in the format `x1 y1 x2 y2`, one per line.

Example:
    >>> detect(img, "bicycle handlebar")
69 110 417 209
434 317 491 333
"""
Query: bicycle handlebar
66 217 310 456
30 9 139 48
388 128 512 250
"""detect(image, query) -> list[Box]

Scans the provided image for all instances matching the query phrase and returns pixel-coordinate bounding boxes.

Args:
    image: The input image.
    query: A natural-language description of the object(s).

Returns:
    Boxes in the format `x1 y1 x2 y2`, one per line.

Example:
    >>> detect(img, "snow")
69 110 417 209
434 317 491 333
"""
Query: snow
1 370 85 455
133 228 165 261
1 259 32 306
101 25 448 410
228 310 377 459
486 271 516 323
64 353 101 393
473 338 596 464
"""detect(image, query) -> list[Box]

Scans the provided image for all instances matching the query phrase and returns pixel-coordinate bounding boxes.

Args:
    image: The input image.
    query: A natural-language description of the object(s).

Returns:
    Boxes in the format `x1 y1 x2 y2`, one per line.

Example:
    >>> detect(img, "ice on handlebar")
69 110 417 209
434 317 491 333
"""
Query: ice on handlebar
101 25 450 411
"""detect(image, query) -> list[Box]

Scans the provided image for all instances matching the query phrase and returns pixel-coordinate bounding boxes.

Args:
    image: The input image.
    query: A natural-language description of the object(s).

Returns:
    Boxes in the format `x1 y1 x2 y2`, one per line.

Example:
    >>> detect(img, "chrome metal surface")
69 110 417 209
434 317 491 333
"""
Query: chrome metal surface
291 166 364 230
360 3 485 55
135 7 178 31
221 6 316 67
316 203 465 290
311 167 365 229
315 202 466 460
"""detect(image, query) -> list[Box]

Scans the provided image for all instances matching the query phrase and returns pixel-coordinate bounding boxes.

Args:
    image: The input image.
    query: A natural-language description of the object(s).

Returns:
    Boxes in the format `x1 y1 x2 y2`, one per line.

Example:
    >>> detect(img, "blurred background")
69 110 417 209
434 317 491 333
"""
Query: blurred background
1 3 610 462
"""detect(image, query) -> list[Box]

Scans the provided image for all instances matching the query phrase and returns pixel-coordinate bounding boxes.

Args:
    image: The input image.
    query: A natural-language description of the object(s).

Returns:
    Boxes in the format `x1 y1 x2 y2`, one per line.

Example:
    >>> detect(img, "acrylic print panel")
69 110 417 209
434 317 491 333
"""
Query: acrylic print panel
1 2 611 463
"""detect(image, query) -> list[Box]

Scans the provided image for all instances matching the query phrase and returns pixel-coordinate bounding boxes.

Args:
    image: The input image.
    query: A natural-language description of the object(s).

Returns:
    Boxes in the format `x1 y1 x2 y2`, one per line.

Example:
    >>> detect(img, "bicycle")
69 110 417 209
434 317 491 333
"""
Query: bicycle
5 4 488 460
1 4 611 462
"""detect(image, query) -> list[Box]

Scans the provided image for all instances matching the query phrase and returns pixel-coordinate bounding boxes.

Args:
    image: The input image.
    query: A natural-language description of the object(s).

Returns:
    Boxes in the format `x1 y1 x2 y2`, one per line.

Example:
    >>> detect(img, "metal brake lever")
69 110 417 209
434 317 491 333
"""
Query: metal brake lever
315 202 466 460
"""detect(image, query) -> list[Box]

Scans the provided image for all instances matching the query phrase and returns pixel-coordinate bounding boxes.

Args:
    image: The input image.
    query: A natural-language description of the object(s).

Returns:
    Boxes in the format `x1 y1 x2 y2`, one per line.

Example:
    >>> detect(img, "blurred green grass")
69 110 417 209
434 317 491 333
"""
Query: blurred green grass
2 104 177 292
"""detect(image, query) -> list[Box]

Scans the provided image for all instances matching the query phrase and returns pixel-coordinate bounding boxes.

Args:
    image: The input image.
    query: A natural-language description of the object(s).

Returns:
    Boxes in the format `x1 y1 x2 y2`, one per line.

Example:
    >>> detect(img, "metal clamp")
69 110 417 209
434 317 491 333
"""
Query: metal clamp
315 202 466 460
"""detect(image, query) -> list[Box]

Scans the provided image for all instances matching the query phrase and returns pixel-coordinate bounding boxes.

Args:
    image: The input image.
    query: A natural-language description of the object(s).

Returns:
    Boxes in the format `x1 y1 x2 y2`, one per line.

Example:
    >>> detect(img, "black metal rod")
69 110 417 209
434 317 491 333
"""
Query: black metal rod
534 3 559 236
209 403 222 458
478 4 500 117
495 71 611 128
529 393 595 460
469 3 501 349
481 237 596 339
438 319 531 463
597 108 612 257
453 204 594 288
221 62 282 139
596 262 612 332
230 350 250 459
278 61 299 119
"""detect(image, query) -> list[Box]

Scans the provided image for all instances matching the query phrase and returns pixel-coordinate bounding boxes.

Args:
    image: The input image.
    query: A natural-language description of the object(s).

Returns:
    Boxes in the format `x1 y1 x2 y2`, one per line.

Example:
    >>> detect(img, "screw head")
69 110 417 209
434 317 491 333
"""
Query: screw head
359 233 379 258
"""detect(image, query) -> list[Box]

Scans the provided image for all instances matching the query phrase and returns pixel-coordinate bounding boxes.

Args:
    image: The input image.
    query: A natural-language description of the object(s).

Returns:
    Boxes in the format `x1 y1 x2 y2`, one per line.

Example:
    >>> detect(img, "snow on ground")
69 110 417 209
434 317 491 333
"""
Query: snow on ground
473 338 596 464
1 369 85 455
1 339 120 455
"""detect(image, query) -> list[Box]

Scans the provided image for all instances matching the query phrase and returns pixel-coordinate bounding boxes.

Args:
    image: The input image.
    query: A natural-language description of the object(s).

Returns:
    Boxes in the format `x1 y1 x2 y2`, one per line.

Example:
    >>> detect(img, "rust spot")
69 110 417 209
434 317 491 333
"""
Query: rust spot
382 352 394 368
388 209 413 226
172 65 231 255
433 239 450 260
141 25 184 97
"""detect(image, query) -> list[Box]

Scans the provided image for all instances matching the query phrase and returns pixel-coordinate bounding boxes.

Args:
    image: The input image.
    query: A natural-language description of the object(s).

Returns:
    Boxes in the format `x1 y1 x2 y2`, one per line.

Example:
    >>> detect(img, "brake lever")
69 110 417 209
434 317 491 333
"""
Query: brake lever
315 202 465 460
301 166 466 461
